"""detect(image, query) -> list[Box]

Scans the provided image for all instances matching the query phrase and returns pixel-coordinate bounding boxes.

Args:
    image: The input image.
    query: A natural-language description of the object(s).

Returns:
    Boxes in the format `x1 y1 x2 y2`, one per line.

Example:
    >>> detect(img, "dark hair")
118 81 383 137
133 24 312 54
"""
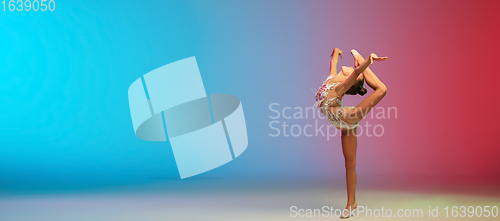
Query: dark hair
345 76 367 96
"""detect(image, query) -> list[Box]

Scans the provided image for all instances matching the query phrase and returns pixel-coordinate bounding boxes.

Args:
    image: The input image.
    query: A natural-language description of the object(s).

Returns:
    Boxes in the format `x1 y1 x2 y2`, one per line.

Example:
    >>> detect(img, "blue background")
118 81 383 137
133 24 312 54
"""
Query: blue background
1 0 328 192
3 0 499 195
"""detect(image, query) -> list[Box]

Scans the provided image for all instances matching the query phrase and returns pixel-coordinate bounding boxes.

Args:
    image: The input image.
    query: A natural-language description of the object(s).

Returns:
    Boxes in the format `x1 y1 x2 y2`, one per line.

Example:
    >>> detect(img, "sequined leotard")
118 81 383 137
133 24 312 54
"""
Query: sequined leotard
315 75 359 130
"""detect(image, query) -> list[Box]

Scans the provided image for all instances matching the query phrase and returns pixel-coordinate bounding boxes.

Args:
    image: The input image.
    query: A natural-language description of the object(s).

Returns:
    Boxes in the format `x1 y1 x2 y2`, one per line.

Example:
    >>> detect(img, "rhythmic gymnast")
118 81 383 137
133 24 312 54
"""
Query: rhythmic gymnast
315 48 388 219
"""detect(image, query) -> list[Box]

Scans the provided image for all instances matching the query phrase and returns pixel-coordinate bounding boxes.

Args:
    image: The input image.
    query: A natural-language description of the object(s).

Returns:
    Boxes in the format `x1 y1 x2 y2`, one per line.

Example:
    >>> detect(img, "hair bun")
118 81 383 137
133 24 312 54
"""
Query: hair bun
358 87 368 96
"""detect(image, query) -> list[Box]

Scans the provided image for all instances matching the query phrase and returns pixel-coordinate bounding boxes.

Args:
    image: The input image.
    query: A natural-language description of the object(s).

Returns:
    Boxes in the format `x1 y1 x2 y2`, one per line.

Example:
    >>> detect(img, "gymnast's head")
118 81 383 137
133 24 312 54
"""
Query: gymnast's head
339 66 367 96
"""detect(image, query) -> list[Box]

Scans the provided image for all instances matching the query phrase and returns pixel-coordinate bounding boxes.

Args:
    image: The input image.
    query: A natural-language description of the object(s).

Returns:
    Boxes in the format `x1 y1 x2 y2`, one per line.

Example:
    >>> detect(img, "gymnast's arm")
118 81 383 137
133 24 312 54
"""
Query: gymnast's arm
335 54 372 95
329 48 342 77
336 53 387 95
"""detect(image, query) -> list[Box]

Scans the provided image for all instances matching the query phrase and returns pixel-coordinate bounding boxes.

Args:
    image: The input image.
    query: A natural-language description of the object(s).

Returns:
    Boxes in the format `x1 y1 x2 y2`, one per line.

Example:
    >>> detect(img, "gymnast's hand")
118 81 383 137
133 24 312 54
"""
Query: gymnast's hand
330 48 342 59
368 53 388 65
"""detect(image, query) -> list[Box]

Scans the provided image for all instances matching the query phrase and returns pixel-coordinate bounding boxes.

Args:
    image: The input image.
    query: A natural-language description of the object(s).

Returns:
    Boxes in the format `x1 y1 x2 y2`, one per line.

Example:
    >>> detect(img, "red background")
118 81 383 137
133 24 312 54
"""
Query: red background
304 0 500 182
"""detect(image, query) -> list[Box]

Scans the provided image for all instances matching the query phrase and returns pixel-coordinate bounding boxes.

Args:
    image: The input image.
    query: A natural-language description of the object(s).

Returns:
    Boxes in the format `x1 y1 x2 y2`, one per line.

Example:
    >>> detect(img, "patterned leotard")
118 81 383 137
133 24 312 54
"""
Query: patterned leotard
315 75 359 130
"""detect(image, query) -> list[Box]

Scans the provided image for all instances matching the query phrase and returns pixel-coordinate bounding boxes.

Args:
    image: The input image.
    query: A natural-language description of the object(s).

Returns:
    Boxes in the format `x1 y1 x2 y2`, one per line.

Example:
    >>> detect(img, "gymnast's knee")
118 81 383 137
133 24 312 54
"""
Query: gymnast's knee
378 84 387 97
345 160 356 170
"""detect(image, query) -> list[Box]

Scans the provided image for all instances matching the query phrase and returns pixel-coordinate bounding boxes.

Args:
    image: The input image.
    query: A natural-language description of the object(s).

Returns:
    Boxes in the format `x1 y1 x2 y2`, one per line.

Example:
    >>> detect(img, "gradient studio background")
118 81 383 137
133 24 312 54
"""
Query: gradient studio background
1 0 499 200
